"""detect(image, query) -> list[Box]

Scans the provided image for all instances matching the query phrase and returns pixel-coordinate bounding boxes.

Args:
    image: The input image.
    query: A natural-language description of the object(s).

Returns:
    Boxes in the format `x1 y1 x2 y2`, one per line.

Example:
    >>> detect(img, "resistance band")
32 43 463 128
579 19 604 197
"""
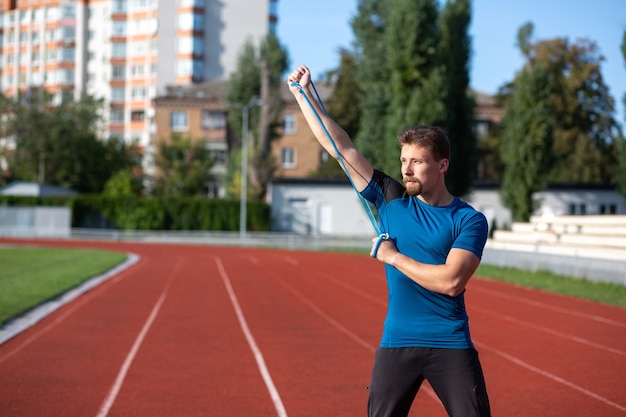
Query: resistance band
290 80 389 257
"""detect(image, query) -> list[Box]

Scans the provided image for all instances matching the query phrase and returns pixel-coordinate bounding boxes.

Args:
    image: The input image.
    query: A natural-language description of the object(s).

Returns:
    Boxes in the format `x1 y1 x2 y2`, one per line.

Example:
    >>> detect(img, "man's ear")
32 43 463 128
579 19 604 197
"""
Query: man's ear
440 158 449 174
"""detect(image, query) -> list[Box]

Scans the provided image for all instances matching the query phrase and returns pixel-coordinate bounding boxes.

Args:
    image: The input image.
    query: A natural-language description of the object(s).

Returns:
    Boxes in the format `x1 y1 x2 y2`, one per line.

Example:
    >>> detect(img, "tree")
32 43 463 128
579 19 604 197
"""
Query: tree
351 0 475 188
438 0 475 196
226 33 288 200
1 90 135 193
252 32 289 197
103 169 143 197
384 0 444 177
503 22 620 185
351 0 391 170
152 133 214 197
310 48 361 178
617 30 626 198
500 62 553 221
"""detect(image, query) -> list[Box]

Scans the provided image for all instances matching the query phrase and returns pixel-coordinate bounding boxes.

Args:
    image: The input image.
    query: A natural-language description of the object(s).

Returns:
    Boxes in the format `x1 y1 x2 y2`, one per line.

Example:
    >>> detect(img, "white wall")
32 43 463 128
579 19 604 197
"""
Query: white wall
268 181 376 237
269 180 626 236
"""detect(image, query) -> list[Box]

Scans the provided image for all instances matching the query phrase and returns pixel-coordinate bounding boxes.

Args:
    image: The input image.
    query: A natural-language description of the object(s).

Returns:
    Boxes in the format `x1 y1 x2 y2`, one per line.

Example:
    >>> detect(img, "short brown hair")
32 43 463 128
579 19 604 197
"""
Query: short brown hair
397 125 450 162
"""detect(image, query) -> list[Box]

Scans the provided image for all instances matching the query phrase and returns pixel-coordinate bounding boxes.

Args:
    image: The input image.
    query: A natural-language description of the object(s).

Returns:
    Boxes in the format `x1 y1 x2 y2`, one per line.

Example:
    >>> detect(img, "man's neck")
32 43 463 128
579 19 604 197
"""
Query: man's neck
418 190 454 207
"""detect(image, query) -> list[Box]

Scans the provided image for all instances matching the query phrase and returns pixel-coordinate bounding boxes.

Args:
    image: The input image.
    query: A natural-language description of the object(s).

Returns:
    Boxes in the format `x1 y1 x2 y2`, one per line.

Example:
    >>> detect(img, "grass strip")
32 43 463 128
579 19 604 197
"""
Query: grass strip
0 246 127 326
476 264 626 309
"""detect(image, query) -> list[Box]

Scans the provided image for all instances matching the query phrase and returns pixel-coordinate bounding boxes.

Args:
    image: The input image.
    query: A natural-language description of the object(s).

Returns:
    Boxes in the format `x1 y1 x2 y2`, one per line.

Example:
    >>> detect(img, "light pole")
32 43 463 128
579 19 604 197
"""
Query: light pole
229 97 262 239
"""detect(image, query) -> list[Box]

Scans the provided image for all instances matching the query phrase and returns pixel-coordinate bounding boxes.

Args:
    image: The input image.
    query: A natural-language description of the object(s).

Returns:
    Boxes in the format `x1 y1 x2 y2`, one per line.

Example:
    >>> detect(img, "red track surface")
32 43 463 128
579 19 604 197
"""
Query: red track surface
1 238 625 416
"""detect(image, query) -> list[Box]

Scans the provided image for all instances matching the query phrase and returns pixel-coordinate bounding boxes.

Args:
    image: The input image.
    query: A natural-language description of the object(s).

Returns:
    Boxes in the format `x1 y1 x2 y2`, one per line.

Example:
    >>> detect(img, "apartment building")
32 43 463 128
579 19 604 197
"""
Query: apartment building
151 80 333 197
0 0 276 156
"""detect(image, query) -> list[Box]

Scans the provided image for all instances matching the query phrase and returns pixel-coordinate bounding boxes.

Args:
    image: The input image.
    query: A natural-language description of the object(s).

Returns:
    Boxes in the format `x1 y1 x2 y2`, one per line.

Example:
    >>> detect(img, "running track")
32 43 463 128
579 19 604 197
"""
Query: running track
1 238 625 416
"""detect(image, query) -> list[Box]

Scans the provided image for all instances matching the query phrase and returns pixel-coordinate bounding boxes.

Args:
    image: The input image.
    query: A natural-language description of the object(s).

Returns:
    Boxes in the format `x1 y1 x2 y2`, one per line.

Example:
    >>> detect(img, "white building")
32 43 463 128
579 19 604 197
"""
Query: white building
268 179 626 237
0 0 276 152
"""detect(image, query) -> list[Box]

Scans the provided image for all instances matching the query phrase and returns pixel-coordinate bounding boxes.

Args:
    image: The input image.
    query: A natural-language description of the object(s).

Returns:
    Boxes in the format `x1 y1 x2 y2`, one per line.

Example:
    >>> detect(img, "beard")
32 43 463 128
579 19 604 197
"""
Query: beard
403 176 421 196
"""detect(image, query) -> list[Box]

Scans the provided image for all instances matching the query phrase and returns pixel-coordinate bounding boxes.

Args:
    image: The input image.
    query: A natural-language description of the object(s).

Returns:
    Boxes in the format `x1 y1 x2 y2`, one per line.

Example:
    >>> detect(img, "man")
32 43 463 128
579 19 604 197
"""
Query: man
287 65 491 417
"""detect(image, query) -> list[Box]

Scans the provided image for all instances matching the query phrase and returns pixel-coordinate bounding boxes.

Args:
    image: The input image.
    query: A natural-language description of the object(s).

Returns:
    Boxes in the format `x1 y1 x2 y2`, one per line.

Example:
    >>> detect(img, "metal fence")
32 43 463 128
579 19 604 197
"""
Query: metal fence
2 226 624 285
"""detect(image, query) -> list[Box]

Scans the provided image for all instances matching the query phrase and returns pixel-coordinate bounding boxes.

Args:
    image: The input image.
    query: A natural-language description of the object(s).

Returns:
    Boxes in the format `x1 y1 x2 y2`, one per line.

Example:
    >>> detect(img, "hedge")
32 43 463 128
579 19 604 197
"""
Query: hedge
0 195 271 232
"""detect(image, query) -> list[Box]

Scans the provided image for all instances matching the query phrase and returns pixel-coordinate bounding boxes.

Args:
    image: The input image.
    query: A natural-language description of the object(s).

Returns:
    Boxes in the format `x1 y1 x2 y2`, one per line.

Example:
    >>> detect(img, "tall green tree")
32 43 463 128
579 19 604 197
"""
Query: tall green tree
617 30 626 198
503 22 620 185
226 33 288 200
500 62 553 221
351 0 391 170
253 32 289 197
439 0 475 196
384 0 444 177
153 133 214 197
351 0 475 189
310 48 361 178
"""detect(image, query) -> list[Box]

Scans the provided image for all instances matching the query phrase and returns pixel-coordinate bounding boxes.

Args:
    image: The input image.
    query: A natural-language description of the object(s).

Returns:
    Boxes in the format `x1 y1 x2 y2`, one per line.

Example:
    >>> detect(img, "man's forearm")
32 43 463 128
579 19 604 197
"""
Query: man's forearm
292 86 353 158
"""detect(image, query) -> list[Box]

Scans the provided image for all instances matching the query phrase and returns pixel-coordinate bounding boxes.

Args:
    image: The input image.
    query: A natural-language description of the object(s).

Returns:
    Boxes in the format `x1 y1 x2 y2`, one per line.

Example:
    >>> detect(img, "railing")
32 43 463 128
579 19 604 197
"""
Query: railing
70 228 372 252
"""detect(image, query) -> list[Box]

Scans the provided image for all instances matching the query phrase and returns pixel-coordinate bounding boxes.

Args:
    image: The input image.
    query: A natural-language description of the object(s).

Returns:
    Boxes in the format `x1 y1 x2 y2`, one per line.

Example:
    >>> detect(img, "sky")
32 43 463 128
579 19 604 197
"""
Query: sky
277 0 626 128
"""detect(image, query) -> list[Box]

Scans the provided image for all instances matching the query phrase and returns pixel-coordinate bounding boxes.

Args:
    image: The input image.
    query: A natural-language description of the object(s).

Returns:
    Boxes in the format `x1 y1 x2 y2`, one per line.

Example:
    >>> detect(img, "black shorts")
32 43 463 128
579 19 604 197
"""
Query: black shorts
367 347 491 417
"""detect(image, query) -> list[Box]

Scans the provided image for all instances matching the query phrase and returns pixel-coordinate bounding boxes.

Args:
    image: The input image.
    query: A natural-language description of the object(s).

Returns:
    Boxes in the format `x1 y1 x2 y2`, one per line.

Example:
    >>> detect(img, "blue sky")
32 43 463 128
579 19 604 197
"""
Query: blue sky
277 0 626 128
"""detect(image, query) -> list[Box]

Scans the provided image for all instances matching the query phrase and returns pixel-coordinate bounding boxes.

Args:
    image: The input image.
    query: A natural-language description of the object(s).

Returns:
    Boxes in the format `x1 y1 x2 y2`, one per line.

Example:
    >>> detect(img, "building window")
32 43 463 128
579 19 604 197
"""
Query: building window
281 147 295 168
131 110 145 121
61 69 74 84
112 21 126 36
112 65 125 79
599 204 617 215
178 12 204 31
568 203 588 215
475 120 489 137
60 47 75 62
111 87 125 102
179 0 204 6
112 42 126 58
110 108 124 124
178 36 203 55
131 87 146 100
62 26 76 42
112 0 127 13
170 111 188 131
283 114 295 134
176 60 192 76
131 64 145 78
319 150 330 165
202 110 225 129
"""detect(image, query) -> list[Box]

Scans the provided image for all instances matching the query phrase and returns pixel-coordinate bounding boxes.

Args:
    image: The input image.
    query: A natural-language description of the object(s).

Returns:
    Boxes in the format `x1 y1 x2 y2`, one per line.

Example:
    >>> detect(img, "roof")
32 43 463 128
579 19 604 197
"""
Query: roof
0 181 77 197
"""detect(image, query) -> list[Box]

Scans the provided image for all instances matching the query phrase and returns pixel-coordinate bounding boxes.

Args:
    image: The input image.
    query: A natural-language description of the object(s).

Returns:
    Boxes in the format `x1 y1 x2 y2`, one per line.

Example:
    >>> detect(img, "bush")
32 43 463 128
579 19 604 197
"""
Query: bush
0 195 271 232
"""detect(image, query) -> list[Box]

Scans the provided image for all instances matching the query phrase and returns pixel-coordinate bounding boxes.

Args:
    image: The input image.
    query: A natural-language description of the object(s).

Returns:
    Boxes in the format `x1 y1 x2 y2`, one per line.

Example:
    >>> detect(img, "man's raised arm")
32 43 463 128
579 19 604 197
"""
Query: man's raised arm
287 64 373 192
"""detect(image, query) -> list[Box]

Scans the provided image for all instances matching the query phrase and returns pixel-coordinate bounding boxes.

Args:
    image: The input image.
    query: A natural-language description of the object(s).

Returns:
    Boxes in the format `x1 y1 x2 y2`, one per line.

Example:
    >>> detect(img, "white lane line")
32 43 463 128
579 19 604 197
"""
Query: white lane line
0 254 140 362
282 256 299 266
474 340 626 414
264 266 441 403
95 258 181 417
472 305 626 357
213 257 288 417
316 270 386 308
472 285 626 328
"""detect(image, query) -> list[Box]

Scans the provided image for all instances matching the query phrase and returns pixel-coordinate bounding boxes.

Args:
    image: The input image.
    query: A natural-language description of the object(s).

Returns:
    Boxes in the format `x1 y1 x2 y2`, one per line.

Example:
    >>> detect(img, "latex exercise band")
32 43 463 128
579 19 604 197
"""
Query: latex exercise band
290 80 389 258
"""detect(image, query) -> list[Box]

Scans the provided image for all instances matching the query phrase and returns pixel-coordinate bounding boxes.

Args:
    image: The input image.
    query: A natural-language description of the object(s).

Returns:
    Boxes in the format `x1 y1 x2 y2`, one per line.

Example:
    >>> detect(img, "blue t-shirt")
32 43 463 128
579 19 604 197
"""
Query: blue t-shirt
361 169 488 348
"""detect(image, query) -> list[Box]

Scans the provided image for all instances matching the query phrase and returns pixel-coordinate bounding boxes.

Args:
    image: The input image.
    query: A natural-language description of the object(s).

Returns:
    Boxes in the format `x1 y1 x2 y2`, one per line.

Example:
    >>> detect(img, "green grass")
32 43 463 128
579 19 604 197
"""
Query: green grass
0 247 127 327
476 264 626 309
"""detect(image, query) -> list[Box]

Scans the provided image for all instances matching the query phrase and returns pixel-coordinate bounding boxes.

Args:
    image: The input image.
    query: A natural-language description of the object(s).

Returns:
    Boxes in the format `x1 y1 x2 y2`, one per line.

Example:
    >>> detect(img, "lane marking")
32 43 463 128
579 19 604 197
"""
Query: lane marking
282 256 299 266
474 340 626 413
95 258 181 417
316 270 386 307
471 285 626 328
214 257 288 417
260 265 442 403
0 254 140 362
472 305 626 357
